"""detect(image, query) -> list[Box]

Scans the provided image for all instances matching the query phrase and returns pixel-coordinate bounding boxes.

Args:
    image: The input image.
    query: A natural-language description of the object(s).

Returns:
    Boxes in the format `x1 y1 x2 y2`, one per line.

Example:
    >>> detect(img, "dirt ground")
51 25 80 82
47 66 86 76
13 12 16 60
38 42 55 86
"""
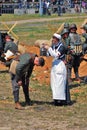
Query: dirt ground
25 45 87 83
0 45 87 130
0 19 87 129
0 44 87 130
0 44 87 85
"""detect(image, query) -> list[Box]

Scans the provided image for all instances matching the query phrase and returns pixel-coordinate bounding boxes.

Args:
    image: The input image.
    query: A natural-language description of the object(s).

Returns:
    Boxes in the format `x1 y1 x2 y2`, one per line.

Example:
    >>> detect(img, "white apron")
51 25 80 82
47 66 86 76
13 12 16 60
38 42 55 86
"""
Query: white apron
51 59 67 100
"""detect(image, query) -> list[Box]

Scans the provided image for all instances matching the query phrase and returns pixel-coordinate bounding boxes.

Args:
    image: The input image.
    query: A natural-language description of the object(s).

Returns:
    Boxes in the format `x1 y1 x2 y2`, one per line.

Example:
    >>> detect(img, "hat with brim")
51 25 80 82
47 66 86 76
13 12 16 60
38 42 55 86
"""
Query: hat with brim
53 33 61 40
61 29 69 36
69 24 77 30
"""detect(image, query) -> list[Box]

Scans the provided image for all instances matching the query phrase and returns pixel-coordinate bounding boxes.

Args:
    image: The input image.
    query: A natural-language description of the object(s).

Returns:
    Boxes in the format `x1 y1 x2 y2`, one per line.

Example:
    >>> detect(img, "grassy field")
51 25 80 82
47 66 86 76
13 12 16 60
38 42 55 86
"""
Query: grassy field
0 13 87 21
0 13 87 44
0 14 87 130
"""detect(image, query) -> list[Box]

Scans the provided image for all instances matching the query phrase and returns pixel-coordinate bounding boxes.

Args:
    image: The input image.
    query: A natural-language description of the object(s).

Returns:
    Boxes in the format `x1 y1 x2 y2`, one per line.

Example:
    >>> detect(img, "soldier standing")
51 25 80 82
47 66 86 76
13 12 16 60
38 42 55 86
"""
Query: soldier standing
61 28 72 85
81 23 87 54
1 35 18 66
64 23 70 30
0 32 3 59
68 23 82 83
61 29 71 102
4 35 18 54
61 28 70 54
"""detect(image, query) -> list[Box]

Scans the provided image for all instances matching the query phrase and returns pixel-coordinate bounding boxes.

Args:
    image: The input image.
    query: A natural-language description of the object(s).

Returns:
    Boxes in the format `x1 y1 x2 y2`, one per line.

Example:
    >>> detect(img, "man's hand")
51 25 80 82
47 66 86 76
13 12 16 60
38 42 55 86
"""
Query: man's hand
44 45 50 50
81 29 86 34
17 81 22 86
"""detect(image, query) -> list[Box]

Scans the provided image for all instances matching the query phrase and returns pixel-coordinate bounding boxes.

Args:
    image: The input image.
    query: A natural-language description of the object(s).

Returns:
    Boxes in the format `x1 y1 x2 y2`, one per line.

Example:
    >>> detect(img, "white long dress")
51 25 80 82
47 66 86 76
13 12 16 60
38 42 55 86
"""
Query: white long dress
47 42 69 101
51 59 67 100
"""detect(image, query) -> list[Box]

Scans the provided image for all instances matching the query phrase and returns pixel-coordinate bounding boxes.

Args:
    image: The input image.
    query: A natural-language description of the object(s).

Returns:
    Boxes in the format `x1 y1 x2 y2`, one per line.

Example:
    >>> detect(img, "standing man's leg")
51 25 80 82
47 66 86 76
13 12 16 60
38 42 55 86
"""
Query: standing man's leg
66 77 71 104
22 77 31 105
73 56 80 81
66 65 71 104
73 66 79 79
67 55 73 84
67 66 72 84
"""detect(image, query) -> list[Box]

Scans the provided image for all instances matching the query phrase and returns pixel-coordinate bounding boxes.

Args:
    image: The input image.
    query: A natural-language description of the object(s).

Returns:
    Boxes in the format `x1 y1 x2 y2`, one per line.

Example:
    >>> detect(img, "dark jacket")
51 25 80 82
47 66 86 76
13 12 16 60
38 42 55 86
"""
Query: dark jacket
4 41 18 53
69 32 82 47
4 41 18 67
82 33 87 44
62 36 71 54
15 53 36 82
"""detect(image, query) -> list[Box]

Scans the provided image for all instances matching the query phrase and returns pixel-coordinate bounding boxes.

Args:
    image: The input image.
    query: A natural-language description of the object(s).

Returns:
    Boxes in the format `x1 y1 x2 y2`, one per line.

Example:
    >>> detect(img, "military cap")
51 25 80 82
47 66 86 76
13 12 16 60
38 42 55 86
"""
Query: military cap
69 23 77 30
64 23 69 28
61 28 69 36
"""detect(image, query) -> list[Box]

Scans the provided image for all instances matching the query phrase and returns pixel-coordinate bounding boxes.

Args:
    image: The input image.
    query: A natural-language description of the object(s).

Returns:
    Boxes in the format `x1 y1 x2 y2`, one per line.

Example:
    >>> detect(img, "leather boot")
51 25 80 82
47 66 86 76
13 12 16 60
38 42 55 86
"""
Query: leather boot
15 102 25 110
75 78 81 83
25 98 31 106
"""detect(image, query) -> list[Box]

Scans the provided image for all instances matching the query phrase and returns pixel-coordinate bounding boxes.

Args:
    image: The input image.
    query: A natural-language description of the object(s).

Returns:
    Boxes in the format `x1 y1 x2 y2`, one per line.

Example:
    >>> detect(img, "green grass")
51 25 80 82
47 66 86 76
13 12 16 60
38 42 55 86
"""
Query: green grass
1 19 84 45
0 13 87 45
0 70 87 129
0 13 87 21
12 17 86 44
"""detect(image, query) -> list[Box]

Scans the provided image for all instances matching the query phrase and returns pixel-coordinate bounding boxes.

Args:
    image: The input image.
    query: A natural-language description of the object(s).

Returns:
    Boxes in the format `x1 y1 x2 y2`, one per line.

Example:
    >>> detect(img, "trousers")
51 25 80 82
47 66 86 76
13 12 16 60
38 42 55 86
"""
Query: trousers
67 55 80 79
10 73 30 103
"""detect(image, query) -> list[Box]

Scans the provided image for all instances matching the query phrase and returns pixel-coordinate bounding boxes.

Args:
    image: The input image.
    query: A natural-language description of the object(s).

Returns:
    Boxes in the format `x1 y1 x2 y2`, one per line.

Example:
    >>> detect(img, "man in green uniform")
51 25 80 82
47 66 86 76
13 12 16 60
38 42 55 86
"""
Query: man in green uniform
10 53 45 110
68 24 82 83
61 28 70 54
0 32 3 57
64 23 70 30
61 29 71 102
81 24 87 84
4 35 18 54
0 35 18 66
81 23 87 54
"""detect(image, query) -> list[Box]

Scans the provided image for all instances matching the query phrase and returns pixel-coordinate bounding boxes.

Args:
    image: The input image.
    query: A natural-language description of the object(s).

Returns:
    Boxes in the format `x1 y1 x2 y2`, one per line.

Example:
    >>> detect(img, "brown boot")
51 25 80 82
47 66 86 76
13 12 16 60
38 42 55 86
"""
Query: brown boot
15 102 25 110
75 78 81 83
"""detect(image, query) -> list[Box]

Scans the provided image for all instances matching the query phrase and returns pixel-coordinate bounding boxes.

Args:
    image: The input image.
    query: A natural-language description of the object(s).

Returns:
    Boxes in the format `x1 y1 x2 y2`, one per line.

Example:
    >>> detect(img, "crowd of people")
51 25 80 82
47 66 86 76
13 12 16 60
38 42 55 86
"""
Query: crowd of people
40 0 87 15
43 22 87 106
0 22 87 110
61 22 87 83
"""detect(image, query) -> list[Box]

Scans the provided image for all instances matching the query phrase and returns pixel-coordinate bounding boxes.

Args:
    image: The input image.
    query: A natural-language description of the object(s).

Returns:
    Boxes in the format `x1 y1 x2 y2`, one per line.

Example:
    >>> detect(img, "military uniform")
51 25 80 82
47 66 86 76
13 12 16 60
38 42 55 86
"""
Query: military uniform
4 40 18 53
11 53 36 105
68 24 82 81
0 32 3 54
3 38 18 67
61 28 71 54
0 32 5 59
64 23 70 30
81 24 87 54
61 29 71 102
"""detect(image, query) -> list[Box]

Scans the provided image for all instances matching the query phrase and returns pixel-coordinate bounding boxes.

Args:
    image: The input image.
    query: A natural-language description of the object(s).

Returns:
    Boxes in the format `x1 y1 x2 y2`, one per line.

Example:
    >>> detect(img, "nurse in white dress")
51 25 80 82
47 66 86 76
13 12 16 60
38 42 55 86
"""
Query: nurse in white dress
45 33 70 106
